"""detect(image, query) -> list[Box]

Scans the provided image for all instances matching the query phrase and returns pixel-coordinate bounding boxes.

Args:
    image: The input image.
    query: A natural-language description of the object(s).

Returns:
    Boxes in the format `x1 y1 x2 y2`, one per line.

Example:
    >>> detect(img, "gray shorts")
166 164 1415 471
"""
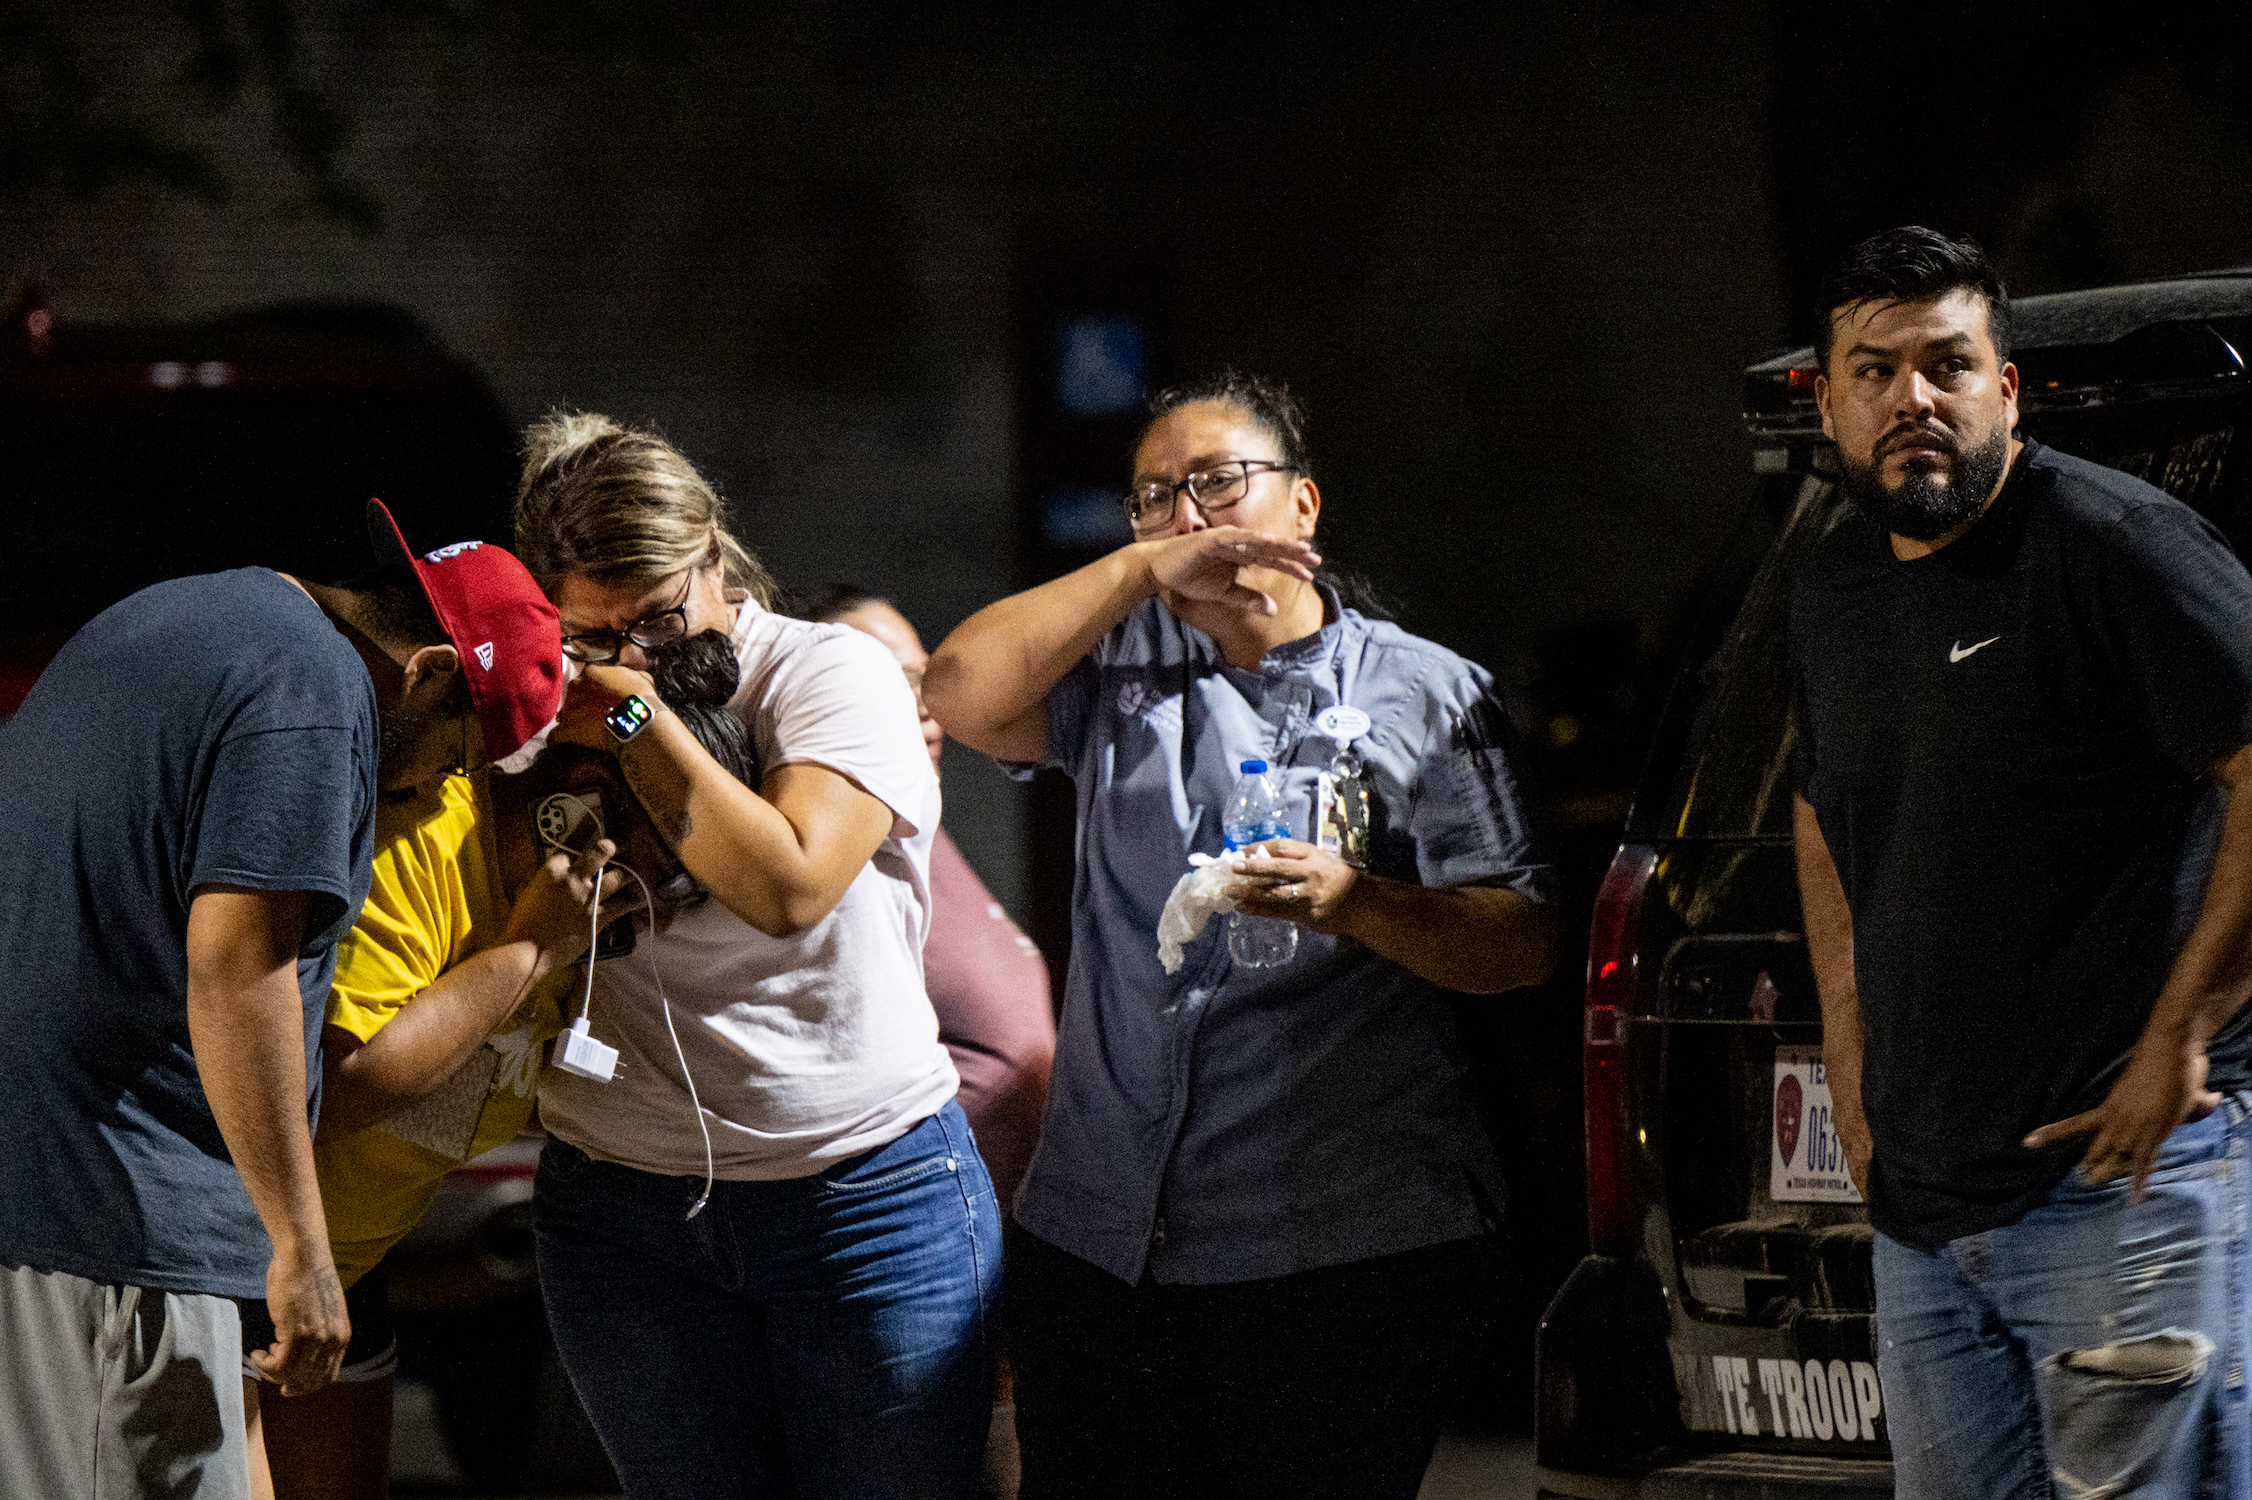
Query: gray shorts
0 1260 250 1500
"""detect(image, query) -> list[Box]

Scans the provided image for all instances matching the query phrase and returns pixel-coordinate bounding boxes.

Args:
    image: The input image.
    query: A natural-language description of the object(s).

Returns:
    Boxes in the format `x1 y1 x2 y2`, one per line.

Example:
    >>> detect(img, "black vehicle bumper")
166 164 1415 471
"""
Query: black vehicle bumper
1538 1453 1894 1499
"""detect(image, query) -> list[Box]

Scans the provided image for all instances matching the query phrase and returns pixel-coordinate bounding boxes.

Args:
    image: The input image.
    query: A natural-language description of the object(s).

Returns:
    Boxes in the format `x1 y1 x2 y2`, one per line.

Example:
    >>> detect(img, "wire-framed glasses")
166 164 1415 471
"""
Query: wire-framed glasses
560 572 696 664
1122 459 1295 534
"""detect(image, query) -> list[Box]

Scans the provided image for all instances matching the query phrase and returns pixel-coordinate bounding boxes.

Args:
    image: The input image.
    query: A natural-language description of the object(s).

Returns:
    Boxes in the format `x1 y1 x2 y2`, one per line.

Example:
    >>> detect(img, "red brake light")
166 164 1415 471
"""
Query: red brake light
10 282 53 356
1584 844 1657 1256
0 634 64 719
1786 365 1820 399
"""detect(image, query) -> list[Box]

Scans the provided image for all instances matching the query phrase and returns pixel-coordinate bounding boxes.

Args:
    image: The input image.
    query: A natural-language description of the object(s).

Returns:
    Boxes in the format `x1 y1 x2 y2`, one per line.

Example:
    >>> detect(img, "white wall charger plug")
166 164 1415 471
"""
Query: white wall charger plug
559 854 711 1218
555 1015 619 1082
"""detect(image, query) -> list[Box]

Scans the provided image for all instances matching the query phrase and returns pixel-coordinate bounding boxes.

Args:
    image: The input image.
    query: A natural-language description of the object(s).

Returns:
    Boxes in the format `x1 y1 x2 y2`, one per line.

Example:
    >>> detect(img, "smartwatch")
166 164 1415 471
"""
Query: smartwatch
605 693 657 745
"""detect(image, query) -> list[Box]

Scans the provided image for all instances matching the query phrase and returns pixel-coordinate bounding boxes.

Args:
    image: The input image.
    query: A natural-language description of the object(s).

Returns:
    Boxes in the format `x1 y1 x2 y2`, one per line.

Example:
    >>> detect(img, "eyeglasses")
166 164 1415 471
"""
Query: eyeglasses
1122 460 1295 534
561 571 696 664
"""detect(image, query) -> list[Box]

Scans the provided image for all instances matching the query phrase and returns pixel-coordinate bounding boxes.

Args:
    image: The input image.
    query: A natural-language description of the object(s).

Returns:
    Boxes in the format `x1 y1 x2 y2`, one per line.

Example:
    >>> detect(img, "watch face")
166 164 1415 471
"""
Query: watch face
606 695 654 740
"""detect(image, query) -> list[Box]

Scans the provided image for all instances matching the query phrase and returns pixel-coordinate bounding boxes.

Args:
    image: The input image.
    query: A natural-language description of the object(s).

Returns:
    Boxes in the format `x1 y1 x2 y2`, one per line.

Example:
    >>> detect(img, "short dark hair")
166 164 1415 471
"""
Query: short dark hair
337 566 450 651
333 570 473 720
650 629 758 788
1143 370 1312 480
791 580 886 624
1814 227 2012 372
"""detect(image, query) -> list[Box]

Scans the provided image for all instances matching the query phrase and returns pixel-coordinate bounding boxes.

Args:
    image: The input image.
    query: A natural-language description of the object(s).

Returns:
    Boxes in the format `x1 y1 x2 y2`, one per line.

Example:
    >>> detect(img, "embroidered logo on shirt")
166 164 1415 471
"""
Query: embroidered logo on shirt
1949 636 2002 663
473 641 496 670
1116 678 1181 735
489 1025 540 1098
376 1047 499 1161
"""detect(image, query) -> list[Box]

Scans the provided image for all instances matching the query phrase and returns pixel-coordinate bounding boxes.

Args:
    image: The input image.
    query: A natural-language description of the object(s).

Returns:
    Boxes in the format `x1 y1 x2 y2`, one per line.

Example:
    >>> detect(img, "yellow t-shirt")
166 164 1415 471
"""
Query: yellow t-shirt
314 770 567 1288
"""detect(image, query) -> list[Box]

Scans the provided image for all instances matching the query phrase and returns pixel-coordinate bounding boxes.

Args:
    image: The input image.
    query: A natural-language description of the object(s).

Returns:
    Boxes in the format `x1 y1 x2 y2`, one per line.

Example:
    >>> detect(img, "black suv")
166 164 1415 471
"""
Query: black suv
1534 271 2252 1498
0 289 517 713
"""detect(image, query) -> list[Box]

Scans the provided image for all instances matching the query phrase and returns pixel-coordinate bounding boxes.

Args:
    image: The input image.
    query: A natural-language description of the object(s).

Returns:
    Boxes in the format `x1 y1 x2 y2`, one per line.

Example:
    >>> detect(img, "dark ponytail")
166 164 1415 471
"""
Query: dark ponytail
1142 369 1312 480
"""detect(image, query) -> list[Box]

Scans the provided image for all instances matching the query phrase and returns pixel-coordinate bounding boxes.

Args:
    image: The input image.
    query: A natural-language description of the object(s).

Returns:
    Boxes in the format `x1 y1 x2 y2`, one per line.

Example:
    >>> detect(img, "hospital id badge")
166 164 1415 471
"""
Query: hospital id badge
1314 705 1372 868
1318 770 1374 866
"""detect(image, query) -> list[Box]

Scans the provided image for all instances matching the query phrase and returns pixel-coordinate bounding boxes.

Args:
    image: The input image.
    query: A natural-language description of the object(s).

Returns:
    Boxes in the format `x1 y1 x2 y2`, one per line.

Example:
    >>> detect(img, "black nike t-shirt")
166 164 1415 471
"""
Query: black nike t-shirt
1790 440 2252 1250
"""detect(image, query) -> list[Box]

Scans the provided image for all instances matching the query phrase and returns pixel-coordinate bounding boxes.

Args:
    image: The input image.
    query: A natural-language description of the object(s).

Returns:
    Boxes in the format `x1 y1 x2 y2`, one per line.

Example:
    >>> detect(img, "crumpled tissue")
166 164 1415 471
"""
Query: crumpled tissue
1157 850 1251 974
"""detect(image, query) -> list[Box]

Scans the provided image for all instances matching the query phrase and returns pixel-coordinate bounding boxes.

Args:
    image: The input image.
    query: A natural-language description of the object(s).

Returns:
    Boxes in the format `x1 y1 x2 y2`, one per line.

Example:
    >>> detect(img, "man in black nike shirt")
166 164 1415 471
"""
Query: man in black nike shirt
1791 227 2252 1496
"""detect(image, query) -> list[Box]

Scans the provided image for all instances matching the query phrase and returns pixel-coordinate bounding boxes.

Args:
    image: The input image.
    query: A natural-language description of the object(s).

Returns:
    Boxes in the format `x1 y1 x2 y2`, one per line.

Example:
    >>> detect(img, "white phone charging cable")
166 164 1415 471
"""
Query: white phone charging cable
543 794 716 1219
554 881 620 1083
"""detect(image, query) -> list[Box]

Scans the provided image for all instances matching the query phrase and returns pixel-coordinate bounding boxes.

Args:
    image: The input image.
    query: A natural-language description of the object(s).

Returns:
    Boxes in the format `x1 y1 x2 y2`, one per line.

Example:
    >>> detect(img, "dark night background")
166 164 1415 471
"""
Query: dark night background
9 0 2252 1436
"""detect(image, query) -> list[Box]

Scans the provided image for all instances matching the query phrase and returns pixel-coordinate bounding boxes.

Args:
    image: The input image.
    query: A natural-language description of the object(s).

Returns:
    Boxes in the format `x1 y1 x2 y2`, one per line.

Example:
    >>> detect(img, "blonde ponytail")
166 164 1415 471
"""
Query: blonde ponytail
511 411 776 608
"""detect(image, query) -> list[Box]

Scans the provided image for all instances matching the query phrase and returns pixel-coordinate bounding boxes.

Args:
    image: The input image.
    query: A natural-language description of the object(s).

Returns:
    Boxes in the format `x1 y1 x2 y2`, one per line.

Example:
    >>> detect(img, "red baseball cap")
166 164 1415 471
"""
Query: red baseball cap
367 499 565 769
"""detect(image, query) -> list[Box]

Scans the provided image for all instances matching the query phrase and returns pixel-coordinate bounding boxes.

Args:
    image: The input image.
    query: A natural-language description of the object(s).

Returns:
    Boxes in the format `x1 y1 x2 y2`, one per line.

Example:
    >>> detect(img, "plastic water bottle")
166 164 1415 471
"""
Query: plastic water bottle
1222 759 1298 968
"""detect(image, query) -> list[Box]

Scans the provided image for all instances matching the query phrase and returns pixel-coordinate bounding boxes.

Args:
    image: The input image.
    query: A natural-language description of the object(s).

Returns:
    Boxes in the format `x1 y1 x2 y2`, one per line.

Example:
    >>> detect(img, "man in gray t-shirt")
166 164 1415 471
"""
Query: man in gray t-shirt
0 503 561 1500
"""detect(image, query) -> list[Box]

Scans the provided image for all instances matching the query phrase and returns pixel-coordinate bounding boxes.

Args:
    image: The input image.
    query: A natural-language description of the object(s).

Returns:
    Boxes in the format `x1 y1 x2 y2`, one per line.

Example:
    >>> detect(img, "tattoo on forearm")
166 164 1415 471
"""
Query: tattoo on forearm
623 758 693 846
315 1265 344 1320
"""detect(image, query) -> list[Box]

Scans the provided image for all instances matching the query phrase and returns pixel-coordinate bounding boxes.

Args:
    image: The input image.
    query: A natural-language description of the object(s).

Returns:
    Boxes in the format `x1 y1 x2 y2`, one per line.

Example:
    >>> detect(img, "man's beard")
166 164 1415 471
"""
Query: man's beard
378 693 456 783
1839 422 2011 541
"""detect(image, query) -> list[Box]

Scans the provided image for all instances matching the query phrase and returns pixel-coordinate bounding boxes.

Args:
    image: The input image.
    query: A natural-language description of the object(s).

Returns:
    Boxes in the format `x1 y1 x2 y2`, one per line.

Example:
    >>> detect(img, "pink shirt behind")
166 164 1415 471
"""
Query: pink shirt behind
923 828 1055 1214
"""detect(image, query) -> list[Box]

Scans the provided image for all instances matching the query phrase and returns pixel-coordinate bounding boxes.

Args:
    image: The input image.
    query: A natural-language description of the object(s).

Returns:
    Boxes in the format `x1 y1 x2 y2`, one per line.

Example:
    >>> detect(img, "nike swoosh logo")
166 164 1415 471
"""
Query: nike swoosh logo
1949 636 2002 663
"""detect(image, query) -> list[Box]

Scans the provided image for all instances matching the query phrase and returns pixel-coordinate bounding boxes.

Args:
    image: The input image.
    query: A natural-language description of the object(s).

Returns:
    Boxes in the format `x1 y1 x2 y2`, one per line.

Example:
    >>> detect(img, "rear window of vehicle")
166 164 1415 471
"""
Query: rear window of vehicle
1 387 516 634
1653 475 1846 844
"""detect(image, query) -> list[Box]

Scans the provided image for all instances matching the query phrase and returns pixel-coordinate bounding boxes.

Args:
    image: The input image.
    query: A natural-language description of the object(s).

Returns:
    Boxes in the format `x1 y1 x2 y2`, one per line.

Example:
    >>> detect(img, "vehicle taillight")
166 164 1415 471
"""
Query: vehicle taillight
1585 844 1656 1256
0 634 64 719
10 282 52 356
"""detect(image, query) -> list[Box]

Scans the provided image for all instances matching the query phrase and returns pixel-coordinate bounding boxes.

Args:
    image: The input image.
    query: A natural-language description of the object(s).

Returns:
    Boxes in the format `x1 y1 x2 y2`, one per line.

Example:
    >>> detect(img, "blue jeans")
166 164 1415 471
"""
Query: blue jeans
534 1101 1001 1500
1873 1098 2252 1499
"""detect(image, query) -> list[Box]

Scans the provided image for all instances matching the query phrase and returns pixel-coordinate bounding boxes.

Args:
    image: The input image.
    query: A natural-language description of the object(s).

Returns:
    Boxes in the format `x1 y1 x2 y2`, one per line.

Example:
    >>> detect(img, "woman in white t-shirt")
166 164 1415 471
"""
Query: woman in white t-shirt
511 413 997 1500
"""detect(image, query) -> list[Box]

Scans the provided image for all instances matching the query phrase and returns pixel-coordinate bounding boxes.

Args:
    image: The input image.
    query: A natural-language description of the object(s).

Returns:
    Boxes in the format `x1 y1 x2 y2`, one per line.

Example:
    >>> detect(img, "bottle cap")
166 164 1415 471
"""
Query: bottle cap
1239 759 1267 773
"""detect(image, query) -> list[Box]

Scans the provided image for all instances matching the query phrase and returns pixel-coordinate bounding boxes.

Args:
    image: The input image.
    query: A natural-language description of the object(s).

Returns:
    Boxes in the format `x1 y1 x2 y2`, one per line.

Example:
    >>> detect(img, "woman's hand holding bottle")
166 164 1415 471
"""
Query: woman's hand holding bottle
1226 840 1362 935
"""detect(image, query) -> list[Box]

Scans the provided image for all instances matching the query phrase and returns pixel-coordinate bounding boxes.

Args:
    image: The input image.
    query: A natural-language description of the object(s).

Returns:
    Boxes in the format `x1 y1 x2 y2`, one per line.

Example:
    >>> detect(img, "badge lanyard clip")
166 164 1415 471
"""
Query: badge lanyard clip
1313 704 1373 869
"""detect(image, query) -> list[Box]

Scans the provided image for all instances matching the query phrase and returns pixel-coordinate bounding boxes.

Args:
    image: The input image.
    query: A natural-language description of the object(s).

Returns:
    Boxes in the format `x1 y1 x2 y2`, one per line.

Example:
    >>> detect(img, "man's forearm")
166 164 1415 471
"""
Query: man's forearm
1818 987 1868 1124
1794 796 1871 1162
2145 745 2252 1056
317 938 547 1141
1807 949 1867 1139
186 948 332 1268
186 885 350 1393
2021 752 2252 1186
1335 879 1556 994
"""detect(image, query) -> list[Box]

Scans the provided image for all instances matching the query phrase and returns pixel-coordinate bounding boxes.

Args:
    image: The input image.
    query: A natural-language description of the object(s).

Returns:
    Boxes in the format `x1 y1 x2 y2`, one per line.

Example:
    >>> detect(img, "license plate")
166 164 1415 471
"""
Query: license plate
1771 1044 1862 1203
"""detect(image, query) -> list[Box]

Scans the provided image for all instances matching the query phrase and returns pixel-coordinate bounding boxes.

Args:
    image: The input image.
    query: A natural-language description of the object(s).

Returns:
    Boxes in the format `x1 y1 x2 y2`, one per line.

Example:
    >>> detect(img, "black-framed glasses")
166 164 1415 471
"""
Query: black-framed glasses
1122 459 1295 534
561 572 696 664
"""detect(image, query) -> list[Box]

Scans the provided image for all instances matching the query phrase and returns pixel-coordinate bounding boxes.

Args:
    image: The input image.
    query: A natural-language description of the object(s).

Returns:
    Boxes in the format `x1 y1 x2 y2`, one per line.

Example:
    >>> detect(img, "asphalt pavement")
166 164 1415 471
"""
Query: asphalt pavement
389 1377 1542 1498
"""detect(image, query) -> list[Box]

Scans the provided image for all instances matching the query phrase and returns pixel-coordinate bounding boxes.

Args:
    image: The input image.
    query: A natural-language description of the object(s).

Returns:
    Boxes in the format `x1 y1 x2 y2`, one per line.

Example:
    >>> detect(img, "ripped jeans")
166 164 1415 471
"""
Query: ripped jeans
1874 1098 2251 1499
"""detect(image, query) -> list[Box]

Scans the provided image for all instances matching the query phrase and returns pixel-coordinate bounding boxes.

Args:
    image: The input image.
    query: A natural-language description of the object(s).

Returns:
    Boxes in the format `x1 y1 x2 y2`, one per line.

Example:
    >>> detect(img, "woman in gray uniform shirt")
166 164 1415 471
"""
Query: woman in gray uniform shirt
926 372 1557 1500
